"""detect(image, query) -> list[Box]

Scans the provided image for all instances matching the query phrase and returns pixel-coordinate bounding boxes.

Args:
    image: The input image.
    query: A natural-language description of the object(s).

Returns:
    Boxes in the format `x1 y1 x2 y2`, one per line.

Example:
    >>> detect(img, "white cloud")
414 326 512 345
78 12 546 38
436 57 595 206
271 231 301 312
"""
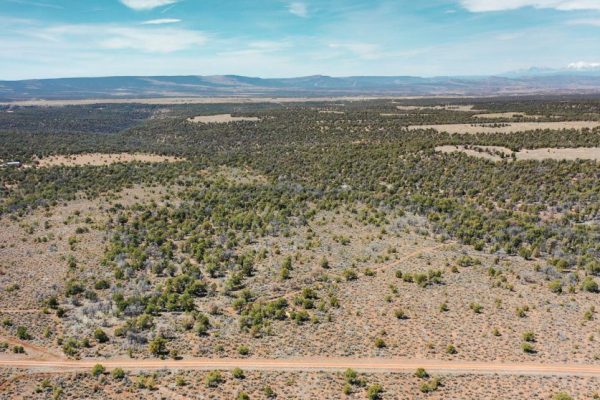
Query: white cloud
101 27 206 53
39 24 206 53
289 2 308 17
328 42 382 60
459 0 600 12
568 61 600 69
568 18 600 26
216 40 291 57
141 18 181 25
120 0 178 11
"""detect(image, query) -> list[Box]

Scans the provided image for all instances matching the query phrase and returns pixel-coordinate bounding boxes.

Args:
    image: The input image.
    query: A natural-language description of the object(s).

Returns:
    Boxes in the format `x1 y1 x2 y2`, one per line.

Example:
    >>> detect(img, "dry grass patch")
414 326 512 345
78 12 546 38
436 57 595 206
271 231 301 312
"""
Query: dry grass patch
35 153 182 168
411 121 600 134
517 147 600 161
396 105 479 112
318 110 345 114
187 114 260 123
437 145 600 162
472 112 542 119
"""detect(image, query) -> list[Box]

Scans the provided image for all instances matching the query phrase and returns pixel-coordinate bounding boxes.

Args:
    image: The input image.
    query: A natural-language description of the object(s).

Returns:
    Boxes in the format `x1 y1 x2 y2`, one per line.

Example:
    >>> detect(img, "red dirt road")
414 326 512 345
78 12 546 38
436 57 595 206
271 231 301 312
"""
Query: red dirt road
1 357 599 377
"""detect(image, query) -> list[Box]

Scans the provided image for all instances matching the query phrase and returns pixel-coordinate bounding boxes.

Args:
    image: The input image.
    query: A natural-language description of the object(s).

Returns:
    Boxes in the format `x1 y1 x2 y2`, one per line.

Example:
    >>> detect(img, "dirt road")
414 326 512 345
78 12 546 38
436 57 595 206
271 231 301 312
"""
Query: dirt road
1 357 599 377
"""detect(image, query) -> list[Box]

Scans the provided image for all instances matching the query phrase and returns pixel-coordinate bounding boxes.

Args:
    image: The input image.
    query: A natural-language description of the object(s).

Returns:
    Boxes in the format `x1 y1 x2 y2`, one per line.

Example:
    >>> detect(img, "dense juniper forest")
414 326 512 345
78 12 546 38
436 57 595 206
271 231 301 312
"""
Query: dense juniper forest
0 98 600 368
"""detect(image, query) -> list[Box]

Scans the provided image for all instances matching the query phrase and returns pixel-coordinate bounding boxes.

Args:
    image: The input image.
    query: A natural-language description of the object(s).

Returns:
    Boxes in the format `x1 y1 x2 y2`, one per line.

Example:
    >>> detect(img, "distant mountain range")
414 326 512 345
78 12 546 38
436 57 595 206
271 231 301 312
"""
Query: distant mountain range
1 68 600 101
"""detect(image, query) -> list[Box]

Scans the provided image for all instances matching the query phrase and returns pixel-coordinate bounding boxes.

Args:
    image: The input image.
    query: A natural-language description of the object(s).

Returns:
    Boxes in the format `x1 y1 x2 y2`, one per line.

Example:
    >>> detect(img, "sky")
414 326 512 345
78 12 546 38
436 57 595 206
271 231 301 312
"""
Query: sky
0 0 599 80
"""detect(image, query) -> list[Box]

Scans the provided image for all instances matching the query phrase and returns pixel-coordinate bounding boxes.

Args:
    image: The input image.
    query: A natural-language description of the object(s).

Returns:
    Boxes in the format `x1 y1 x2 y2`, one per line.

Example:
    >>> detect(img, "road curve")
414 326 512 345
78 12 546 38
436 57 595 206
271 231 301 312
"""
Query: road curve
1 357 600 377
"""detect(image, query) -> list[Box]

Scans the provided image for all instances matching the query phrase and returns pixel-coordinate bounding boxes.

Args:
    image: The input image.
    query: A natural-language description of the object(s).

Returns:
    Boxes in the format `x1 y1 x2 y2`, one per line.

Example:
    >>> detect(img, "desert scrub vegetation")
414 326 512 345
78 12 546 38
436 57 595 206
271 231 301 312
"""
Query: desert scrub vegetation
2 98 600 364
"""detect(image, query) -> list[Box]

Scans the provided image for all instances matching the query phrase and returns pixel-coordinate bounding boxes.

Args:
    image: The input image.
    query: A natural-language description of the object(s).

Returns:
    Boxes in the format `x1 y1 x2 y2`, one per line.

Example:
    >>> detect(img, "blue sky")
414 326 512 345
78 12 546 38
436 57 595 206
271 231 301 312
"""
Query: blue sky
0 0 599 79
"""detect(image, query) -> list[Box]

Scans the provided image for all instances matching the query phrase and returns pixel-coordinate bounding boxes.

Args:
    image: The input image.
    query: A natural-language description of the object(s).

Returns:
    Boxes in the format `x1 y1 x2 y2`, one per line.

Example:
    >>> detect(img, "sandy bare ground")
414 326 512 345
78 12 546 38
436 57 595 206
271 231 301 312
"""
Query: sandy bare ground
35 153 183 167
187 114 260 123
396 105 479 112
517 147 600 161
1 357 599 377
411 121 600 134
436 145 600 161
472 112 542 119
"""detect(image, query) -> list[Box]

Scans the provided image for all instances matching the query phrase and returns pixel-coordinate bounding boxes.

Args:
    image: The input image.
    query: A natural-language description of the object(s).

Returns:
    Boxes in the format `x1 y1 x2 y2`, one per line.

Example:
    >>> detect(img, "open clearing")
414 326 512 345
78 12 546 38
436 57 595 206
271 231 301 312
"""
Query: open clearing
396 104 479 112
187 114 260 123
436 145 600 161
410 121 600 134
35 153 183 167
518 147 600 161
472 112 543 119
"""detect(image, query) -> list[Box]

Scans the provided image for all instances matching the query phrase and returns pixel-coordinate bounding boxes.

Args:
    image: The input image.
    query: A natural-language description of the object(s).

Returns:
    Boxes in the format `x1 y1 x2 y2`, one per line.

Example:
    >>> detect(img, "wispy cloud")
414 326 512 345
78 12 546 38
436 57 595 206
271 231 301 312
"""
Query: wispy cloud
6 0 63 9
120 0 179 11
141 18 181 25
37 24 206 53
217 40 291 57
328 42 382 60
568 61 600 69
101 27 205 52
568 18 600 26
288 2 308 17
459 0 600 12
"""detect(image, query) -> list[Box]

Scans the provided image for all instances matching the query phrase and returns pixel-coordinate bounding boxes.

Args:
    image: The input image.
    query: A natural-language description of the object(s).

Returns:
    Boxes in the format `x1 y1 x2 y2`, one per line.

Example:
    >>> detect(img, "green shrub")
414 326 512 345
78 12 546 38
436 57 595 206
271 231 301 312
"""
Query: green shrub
552 393 573 400
446 344 457 354
548 279 563 294
367 384 383 400
94 328 109 343
148 336 167 357
111 368 125 379
238 345 250 356
420 377 442 393
232 367 245 379
470 302 483 314
582 277 599 293
16 326 31 340
94 280 110 290
263 385 275 398
236 392 250 400
522 331 536 342
205 371 223 388
415 368 429 379
91 364 105 377
522 342 536 353
343 269 358 281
